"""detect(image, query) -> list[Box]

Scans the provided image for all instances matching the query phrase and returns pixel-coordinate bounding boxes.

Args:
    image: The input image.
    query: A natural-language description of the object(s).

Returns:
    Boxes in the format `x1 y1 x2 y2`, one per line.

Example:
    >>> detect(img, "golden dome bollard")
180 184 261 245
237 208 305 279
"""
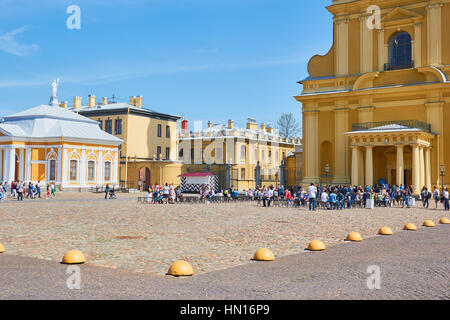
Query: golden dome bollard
307 240 326 251
404 223 417 231
167 260 194 277
62 250 86 264
346 232 363 242
423 220 435 227
253 248 275 261
0 243 5 253
378 226 393 235
439 217 450 224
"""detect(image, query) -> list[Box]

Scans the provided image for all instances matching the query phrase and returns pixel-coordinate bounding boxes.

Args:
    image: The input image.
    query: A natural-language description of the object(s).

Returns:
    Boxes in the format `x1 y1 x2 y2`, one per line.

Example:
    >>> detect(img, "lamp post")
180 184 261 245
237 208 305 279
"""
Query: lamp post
324 163 330 187
440 165 445 192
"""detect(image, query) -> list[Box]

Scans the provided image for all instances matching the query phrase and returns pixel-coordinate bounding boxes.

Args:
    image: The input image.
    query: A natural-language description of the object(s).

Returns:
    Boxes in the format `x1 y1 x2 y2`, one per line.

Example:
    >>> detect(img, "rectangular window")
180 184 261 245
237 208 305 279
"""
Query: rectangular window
114 119 122 135
105 119 112 134
104 162 111 181
157 146 162 159
88 161 95 181
49 160 56 181
98 119 103 130
166 125 170 138
157 124 162 137
165 147 170 160
69 160 78 181
241 168 245 180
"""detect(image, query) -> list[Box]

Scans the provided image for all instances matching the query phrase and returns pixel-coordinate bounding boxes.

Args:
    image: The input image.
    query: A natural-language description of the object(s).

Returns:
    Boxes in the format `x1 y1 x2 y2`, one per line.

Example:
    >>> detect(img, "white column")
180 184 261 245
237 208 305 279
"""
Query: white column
351 146 359 186
97 150 103 185
365 146 373 186
0 148 3 181
113 149 119 185
24 148 31 181
419 146 425 190
61 148 68 188
56 147 62 184
412 145 420 194
18 148 24 181
396 146 404 186
425 147 431 191
5 147 16 183
80 149 86 187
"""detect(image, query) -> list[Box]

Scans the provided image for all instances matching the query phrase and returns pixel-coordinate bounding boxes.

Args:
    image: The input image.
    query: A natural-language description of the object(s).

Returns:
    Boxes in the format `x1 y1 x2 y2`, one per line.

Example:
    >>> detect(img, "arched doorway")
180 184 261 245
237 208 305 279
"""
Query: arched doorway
139 167 151 191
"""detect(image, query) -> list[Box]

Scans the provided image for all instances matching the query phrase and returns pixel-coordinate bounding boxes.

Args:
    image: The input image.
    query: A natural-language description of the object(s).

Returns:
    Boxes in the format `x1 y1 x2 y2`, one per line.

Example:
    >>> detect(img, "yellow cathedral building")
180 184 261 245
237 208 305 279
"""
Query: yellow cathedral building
0 82 122 190
296 0 450 194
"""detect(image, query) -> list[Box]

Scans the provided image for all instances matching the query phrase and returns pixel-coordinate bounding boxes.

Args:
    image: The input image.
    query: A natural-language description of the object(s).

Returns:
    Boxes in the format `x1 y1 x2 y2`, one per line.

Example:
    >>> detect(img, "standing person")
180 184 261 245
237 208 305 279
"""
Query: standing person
36 180 41 198
443 188 449 211
308 183 317 211
433 186 440 209
105 184 110 199
46 184 53 199
169 184 175 204
17 181 24 201
162 183 170 204
153 183 160 204
421 187 430 208
51 183 56 198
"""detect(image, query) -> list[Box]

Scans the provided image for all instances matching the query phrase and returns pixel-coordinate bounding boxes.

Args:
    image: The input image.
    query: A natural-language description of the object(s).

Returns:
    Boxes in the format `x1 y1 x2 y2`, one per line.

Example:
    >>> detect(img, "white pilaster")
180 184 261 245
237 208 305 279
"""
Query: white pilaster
97 150 103 185
113 150 119 185
61 148 68 188
18 148 24 181
24 147 31 181
80 149 86 187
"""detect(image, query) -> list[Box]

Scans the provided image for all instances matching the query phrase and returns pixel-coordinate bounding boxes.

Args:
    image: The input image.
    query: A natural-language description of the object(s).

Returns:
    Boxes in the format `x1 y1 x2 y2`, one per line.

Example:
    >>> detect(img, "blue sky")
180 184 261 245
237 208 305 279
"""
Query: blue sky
0 0 333 131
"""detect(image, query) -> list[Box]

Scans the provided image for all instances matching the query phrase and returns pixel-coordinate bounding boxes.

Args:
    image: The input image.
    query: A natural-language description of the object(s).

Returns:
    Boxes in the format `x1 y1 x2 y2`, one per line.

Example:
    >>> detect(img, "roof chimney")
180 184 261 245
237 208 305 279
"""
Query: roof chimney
207 121 212 128
129 96 136 106
260 123 266 132
59 101 68 108
88 95 96 107
135 96 143 108
246 118 258 131
228 119 234 129
73 96 82 109
102 97 108 105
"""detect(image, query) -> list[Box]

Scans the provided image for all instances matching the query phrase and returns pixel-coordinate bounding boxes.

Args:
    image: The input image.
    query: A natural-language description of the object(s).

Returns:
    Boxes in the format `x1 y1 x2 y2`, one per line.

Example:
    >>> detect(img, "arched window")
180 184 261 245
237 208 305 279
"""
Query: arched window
388 32 412 70
104 161 111 181
88 160 96 182
69 160 78 181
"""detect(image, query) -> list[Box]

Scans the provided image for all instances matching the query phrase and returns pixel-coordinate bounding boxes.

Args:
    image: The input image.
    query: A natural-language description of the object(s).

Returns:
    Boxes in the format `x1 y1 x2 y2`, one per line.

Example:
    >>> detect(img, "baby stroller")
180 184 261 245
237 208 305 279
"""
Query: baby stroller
108 188 117 199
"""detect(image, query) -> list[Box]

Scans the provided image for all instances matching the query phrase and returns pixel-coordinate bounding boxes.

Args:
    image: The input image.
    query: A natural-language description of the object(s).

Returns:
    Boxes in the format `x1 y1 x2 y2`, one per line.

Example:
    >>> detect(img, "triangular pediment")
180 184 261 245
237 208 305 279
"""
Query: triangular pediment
382 7 423 23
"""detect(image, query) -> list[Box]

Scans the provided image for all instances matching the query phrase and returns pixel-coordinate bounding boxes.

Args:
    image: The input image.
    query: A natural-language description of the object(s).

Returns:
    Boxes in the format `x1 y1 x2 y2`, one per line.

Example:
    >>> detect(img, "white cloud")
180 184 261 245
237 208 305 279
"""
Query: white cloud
0 26 39 57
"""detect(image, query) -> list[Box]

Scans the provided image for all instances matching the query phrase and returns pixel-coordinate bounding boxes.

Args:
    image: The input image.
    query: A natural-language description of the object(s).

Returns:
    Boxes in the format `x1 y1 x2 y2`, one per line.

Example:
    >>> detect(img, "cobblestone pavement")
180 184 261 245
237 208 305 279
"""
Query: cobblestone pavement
0 224 448 299
0 193 448 275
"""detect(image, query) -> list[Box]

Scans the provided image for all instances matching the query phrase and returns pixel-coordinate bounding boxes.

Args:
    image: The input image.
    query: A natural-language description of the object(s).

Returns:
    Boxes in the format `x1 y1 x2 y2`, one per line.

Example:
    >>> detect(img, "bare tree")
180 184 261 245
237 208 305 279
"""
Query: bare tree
276 113 300 139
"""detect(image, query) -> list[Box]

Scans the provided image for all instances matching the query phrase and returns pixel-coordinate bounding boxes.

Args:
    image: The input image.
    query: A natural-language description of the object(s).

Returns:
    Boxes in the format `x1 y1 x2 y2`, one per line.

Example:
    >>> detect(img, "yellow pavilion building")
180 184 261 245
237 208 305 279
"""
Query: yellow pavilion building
296 0 450 193
0 83 122 190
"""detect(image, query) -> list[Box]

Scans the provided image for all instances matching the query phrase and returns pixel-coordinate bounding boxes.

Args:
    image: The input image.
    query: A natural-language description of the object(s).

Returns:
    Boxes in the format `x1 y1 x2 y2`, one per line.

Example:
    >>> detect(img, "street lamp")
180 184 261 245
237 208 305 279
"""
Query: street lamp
440 165 445 192
324 163 330 186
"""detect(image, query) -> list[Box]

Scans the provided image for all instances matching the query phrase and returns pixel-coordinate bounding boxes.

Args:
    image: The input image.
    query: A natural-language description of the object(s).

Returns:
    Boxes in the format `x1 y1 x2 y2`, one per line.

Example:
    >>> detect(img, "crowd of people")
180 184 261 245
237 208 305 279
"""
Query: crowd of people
144 183 181 204
0 180 56 202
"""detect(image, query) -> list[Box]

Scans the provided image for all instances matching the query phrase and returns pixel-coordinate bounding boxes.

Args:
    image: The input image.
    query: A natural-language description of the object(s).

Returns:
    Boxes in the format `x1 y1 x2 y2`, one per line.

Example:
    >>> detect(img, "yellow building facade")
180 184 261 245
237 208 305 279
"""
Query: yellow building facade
296 0 450 194
179 119 301 190
72 95 183 190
